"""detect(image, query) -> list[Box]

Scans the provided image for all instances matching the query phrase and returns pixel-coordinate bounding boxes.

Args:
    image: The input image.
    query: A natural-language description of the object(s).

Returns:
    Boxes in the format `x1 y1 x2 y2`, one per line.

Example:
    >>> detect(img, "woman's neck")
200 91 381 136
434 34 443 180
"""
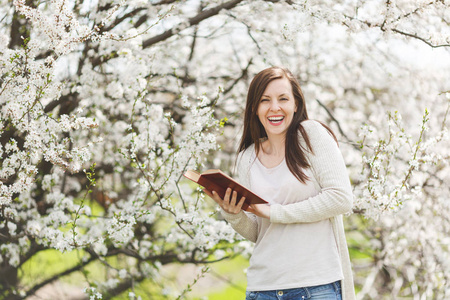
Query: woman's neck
261 134 286 157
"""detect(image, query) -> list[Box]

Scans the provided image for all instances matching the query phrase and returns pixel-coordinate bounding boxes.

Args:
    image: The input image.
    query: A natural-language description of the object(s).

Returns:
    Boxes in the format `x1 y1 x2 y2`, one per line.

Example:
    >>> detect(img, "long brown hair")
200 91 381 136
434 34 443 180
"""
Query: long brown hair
238 67 336 183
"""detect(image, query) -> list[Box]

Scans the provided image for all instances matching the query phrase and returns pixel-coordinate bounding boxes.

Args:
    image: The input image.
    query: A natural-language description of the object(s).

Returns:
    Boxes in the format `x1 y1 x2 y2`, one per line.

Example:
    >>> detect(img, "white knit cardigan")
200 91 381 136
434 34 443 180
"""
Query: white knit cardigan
221 120 356 300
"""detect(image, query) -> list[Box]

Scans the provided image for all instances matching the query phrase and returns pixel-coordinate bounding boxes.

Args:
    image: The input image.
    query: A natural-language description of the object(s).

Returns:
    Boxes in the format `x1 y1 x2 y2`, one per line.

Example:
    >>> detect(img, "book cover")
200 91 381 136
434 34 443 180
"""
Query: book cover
183 169 268 210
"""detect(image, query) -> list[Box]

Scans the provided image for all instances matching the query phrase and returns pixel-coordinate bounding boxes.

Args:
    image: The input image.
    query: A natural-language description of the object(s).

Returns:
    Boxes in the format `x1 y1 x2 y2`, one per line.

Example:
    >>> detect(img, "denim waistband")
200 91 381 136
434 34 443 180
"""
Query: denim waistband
246 280 342 299
303 280 341 297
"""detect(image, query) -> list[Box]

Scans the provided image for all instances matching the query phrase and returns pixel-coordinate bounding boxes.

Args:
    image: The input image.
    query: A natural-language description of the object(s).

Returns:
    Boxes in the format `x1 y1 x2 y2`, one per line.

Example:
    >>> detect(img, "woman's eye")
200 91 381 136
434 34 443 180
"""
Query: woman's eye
280 98 288 101
261 99 269 102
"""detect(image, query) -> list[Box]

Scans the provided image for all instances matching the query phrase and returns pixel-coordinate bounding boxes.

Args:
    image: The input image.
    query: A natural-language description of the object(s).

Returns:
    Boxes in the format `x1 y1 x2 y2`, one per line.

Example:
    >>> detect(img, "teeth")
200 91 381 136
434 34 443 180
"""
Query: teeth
268 116 284 122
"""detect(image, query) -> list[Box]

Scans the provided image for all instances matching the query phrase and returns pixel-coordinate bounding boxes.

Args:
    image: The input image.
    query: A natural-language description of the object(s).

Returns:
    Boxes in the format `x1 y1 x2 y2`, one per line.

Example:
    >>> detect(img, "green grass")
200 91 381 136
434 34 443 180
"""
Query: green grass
189 255 248 300
19 249 83 287
18 246 250 299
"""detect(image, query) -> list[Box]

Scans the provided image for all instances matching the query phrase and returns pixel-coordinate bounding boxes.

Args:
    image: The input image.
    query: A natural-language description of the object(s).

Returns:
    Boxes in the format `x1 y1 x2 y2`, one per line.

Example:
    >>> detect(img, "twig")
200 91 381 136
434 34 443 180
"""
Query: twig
142 0 245 48
391 28 450 48
315 99 360 150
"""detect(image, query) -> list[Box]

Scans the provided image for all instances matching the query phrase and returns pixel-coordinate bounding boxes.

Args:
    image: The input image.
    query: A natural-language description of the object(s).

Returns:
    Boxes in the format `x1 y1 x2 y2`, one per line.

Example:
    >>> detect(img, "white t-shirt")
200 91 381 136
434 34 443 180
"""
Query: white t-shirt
246 154 343 291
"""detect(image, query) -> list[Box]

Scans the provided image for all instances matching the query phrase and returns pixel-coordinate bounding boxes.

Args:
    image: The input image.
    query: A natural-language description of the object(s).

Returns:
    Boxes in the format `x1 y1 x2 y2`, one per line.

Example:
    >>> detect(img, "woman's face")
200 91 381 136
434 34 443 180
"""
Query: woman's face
256 77 297 138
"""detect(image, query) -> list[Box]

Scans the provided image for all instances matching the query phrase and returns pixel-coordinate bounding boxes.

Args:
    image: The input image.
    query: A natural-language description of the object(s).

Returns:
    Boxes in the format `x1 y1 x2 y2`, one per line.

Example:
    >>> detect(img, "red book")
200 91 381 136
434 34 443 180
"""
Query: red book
183 169 268 211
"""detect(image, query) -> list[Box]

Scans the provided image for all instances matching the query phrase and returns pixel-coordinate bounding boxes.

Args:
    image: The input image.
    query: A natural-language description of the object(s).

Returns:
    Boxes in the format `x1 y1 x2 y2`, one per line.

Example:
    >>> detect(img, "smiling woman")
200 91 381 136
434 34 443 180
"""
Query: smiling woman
205 67 356 300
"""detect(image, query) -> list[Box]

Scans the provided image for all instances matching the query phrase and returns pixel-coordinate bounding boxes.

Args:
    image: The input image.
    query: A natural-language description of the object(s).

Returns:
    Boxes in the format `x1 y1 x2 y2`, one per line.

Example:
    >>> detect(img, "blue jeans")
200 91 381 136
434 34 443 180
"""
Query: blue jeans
245 281 342 300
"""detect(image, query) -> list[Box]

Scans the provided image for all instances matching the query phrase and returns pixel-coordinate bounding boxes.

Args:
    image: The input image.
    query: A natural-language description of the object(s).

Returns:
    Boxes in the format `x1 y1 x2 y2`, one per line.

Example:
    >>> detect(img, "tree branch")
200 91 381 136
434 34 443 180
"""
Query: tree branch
102 7 147 33
23 255 97 299
391 28 450 48
343 14 450 49
226 12 263 55
315 99 360 150
102 276 146 300
223 58 253 95
152 0 179 5
142 0 245 48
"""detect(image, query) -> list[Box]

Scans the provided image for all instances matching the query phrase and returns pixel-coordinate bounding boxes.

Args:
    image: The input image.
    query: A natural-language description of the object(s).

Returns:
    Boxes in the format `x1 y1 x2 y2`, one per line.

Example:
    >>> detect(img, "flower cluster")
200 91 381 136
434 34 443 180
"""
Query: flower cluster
355 109 448 218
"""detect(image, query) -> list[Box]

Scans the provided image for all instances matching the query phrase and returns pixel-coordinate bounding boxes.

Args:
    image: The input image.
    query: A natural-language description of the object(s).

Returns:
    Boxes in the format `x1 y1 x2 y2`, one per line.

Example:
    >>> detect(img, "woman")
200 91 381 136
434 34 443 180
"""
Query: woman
205 67 355 300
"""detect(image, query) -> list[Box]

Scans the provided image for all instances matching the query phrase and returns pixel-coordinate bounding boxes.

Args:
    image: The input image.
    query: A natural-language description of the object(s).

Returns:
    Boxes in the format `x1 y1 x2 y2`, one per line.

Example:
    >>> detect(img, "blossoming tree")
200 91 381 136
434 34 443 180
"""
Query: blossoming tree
0 0 449 299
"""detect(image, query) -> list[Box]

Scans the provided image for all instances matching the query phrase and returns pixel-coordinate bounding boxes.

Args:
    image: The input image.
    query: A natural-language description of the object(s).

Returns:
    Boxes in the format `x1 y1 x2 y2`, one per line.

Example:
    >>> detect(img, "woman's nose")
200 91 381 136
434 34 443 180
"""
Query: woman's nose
270 101 280 111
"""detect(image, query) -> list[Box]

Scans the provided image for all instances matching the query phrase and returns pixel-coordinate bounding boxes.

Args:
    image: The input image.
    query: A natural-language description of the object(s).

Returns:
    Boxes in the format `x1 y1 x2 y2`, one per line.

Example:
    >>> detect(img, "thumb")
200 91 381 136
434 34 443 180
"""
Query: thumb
246 205 256 214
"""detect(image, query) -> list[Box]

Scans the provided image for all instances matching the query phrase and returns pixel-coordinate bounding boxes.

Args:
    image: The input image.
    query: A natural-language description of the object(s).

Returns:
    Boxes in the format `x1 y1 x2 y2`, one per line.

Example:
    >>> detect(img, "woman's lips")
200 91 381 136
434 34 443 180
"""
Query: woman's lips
267 116 284 126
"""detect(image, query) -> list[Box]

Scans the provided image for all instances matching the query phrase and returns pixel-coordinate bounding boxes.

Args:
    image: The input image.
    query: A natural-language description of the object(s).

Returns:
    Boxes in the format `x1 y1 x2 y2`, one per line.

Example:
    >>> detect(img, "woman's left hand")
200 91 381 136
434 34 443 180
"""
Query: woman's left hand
247 203 271 219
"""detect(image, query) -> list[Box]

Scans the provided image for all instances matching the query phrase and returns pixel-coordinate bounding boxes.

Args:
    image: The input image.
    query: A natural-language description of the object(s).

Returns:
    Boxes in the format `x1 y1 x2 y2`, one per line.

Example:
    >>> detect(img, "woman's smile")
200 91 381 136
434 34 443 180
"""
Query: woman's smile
267 115 285 126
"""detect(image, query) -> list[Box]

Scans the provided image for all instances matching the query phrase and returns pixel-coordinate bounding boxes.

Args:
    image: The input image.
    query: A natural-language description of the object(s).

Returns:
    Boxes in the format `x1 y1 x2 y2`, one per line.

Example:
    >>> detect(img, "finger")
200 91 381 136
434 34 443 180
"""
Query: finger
246 204 255 214
248 204 261 216
223 188 232 204
236 196 246 209
211 191 224 204
228 191 241 213
204 189 223 205
230 191 238 207
203 189 213 198
204 189 218 201
248 203 270 219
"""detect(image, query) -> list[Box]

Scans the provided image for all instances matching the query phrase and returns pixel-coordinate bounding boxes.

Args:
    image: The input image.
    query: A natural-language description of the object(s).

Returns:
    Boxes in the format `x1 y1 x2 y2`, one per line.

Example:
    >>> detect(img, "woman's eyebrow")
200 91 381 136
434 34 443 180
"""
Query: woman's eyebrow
261 93 289 98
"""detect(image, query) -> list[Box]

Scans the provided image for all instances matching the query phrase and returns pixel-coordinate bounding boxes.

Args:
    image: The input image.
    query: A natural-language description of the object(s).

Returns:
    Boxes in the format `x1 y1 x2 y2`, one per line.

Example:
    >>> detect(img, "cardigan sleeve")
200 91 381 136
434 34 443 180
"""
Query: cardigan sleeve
270 120 353 224
220 147 259 242
220 210 258 242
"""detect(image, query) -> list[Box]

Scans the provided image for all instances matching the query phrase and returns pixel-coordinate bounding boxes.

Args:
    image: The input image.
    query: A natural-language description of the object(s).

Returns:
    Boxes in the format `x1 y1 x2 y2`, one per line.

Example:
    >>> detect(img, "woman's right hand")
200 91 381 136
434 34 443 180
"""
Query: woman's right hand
204 188 246 214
